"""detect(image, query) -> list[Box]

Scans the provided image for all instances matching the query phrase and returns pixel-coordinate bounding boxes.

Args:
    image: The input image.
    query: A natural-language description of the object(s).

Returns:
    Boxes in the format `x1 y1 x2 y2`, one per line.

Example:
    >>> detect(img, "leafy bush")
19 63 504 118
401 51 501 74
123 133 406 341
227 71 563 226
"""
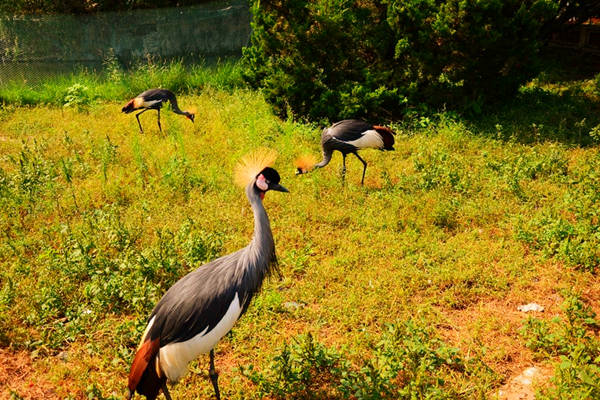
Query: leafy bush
243 320 497 399
520 293 600 399
63 83 92 111
594 73 600 97
244 0 560 121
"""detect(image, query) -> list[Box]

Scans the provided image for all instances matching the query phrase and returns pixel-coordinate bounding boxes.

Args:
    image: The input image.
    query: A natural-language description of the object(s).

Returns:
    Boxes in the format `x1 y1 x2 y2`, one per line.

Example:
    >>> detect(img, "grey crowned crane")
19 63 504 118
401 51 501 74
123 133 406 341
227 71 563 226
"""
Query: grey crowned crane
122 89 195 133
127 149 288 400
295 119 396 185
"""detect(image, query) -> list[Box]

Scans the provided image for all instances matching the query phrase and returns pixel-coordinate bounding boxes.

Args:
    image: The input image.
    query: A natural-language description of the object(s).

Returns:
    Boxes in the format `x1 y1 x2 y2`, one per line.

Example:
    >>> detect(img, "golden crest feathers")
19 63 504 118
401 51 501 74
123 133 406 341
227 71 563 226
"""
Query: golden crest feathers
234 148 278 187
294 154 318 172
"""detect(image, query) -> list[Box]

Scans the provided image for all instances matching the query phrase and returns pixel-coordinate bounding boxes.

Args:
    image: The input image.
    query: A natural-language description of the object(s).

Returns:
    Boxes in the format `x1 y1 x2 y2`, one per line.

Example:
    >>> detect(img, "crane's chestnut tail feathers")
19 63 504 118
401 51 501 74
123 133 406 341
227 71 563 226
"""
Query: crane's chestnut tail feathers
128 338 164 399
122 100 136 114
373 125 396 150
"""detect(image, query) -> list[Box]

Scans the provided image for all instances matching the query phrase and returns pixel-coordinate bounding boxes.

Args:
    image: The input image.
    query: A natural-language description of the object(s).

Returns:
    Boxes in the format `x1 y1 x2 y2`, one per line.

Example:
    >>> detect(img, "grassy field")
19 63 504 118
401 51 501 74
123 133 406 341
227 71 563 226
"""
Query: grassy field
1 67 600 399
0 59 244 107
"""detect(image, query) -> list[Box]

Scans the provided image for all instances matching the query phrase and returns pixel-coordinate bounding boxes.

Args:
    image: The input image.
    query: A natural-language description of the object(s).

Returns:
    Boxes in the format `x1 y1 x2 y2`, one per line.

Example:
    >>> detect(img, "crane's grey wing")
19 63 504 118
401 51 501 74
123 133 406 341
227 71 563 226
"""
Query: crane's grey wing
327 120 374 142
138 89 174 103
146 251 246 347
323 136 359 154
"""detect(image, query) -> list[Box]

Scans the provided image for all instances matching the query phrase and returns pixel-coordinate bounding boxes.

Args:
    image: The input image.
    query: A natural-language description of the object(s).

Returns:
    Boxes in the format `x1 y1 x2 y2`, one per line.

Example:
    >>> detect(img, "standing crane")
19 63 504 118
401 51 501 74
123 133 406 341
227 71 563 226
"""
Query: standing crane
127 149 288 400
295 119 396 185
121 89 195 133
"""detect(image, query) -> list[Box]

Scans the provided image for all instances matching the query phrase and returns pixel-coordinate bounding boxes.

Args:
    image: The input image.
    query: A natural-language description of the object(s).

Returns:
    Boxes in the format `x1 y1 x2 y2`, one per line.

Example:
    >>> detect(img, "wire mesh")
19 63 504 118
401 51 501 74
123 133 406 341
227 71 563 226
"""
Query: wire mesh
0 0 249 87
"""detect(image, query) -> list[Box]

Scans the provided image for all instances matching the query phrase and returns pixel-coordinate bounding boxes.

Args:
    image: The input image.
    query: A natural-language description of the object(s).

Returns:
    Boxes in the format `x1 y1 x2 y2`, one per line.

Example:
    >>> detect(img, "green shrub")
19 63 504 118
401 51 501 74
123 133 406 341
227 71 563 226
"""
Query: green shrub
243 320 497 399
63 83 92 111
594 73 600 96
244 0 559 121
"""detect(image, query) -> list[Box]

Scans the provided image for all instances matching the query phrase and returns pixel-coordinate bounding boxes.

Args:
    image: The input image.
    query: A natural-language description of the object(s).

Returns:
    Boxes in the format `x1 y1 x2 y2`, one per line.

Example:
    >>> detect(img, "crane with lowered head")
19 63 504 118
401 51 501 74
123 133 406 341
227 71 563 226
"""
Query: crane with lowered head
295 119 396 185
122 89 195 133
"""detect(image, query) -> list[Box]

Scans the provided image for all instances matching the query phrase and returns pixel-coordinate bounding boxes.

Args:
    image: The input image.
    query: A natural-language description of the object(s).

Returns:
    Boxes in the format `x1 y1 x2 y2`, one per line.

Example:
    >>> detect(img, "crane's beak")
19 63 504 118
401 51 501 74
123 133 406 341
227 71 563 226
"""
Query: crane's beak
270 183 289 193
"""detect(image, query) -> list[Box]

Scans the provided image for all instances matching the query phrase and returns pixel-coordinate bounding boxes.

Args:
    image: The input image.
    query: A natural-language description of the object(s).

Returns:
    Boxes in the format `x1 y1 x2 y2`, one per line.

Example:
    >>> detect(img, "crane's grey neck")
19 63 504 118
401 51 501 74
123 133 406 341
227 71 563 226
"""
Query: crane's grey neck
243 183 276 276
168 96 190 117
246 183 272 246
314 149 333 169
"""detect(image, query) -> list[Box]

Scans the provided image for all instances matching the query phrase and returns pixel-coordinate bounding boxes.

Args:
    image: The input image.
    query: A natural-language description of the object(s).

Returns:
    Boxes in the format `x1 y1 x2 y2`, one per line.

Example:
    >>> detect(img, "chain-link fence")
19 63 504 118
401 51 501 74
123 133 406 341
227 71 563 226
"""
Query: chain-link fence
0 0 250 86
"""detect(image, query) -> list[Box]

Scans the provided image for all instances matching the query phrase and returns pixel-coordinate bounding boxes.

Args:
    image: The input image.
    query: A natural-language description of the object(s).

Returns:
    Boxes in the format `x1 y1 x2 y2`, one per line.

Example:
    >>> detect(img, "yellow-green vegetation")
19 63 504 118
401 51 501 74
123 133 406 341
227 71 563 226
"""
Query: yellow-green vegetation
1 78 600 399
0 59 244 107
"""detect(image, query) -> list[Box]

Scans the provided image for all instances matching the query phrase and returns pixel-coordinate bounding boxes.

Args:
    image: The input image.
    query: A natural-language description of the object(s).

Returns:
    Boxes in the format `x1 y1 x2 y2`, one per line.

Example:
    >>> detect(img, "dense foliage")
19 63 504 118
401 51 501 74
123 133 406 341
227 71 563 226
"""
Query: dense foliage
243 0 596 121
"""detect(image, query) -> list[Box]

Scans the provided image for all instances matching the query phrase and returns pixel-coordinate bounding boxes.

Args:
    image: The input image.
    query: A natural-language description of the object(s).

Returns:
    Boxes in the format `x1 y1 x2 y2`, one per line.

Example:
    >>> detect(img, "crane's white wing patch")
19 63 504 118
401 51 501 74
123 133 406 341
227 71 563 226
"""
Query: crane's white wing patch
138 316 156 349
345 130 384 149
159 293 243 382
133 97 162 108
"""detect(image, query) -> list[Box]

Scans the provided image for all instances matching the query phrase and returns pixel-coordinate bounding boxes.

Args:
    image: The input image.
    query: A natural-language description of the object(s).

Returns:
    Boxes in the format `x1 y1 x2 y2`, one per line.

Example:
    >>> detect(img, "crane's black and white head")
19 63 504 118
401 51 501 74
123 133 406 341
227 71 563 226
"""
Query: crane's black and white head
235 148 288 199
255 167 288 199
185 112 195 123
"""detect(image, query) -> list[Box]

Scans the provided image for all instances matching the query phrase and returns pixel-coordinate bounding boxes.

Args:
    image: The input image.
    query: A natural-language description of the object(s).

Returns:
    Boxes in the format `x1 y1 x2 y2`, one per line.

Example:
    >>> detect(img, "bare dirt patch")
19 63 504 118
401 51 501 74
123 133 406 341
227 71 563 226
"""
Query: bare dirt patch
0 348 58 400
497 365 553 400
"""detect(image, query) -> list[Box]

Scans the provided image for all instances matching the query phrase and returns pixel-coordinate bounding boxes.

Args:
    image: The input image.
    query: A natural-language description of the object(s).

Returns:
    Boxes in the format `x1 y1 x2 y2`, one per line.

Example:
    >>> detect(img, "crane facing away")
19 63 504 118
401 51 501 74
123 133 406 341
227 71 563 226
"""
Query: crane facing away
122 89 195 133
295 119 396 185
127 149 288 400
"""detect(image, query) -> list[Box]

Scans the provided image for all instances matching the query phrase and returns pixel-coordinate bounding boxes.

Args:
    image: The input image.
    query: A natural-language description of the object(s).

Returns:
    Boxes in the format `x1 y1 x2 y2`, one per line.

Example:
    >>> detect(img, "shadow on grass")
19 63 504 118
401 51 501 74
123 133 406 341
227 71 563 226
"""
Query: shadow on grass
461 47 600 146
466 84 600 147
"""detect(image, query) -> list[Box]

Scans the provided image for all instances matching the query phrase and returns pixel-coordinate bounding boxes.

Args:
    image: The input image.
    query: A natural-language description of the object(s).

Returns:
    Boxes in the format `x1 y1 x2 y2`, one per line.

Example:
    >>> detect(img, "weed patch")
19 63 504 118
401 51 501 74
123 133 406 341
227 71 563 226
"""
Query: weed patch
521 293 600 399
516 153 600 271
243 321 498 399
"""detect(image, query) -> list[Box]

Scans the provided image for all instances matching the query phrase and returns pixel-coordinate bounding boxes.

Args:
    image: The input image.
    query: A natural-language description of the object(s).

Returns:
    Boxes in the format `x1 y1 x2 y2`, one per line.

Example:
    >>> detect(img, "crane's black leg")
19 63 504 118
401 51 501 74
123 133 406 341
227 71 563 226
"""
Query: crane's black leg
354 152 367 185
161 382 173 400
209 349 221 400
341 153 347 182
156 108 162 133
135 109 149 133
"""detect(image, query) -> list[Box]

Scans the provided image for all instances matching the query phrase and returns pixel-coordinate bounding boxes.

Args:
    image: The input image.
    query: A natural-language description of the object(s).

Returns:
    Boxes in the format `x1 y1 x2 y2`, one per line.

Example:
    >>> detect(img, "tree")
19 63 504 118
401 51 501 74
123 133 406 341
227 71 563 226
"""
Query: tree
243 0 599 121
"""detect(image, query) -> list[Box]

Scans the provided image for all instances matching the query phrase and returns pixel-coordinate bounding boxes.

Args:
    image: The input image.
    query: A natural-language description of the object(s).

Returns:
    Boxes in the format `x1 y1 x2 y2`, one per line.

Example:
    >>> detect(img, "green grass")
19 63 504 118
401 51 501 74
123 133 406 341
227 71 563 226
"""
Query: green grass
0 73 600 399
0 59 244 106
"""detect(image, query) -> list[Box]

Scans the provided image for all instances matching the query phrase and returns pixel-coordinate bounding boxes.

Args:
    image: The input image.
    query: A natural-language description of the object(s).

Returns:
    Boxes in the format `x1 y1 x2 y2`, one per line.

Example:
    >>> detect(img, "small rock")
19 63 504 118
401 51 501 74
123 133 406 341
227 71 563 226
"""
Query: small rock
516 367 540 385
498 366 545 400
282 301 304 311
57 351 69 361
517 303 544 312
